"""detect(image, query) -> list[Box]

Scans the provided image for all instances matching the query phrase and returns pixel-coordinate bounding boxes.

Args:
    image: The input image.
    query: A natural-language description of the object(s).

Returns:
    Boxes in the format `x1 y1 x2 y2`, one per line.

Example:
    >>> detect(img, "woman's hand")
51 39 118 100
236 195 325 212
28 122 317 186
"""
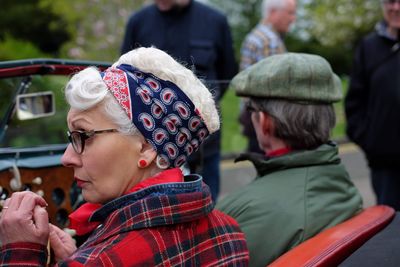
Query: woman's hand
0 191 49 246
49 224 77 261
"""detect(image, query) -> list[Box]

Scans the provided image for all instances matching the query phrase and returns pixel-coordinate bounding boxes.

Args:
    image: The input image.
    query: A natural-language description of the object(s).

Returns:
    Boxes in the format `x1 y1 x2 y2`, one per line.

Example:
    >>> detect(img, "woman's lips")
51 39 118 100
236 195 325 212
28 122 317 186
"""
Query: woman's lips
75 177 88 187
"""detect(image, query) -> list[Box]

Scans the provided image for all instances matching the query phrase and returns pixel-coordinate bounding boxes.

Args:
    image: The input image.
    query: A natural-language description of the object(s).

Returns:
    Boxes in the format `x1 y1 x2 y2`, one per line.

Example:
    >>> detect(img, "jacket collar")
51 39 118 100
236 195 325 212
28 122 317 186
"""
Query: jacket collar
235 142 341 177
90 174 213 229
376 20 398 41
69 168 185 235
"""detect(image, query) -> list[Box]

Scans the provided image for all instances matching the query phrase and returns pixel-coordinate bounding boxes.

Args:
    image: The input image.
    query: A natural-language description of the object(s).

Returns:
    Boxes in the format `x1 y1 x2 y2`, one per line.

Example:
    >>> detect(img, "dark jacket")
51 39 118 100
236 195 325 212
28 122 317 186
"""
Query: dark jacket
345 22 400 168
121 0 237 159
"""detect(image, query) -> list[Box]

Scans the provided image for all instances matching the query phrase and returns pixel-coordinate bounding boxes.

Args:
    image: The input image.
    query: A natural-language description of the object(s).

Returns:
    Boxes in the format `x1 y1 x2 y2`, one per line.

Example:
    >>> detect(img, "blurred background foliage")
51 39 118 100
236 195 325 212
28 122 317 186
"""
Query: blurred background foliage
0 0 382 72
208 0 381 75
0 0 383 152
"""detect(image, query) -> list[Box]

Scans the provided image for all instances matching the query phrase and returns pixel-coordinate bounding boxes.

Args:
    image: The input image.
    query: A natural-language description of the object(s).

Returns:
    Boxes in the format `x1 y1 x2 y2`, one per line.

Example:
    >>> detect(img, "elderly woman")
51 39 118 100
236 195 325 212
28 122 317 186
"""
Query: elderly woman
0 47 249 266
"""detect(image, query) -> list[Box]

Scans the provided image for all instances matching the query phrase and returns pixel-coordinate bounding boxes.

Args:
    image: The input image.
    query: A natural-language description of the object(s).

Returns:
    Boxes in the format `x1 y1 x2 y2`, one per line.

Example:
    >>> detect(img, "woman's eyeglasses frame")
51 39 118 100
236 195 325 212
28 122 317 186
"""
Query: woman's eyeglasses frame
67 129 118 154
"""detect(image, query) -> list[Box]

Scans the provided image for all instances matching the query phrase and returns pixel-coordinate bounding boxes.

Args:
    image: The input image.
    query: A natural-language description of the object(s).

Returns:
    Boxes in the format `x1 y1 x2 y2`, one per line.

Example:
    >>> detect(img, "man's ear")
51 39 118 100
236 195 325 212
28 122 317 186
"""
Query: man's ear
258 112 274 136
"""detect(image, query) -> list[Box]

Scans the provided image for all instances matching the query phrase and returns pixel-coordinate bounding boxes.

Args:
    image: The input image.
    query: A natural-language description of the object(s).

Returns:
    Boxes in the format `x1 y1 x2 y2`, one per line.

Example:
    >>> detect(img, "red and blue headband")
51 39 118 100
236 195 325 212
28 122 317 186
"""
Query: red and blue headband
101 64 209 168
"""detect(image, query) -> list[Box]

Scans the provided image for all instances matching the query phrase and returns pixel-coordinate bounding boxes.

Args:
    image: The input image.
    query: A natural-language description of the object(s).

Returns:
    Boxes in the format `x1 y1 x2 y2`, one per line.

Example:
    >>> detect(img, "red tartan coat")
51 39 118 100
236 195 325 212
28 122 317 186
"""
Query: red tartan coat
0 174 249 266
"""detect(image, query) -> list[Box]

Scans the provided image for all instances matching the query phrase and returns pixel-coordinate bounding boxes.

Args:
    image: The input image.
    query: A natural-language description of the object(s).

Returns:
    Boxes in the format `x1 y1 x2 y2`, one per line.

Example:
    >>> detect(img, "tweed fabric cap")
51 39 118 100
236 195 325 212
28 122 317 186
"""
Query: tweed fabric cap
231 53 343 103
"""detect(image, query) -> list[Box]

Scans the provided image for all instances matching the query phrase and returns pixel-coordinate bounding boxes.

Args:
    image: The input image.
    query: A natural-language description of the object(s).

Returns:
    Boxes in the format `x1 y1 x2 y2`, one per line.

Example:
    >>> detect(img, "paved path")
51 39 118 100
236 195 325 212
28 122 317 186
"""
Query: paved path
220 143 376 207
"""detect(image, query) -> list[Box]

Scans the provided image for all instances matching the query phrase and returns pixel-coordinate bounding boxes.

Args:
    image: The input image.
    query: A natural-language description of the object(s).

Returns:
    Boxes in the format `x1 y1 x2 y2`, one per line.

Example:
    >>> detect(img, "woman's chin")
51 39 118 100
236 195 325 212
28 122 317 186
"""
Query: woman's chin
81 192 97 204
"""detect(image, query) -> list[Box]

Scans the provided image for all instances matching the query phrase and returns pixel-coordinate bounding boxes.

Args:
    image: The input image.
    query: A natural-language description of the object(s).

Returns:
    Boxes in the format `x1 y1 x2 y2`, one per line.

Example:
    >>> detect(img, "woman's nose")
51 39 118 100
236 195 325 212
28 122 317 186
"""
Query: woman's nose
61 144 81 167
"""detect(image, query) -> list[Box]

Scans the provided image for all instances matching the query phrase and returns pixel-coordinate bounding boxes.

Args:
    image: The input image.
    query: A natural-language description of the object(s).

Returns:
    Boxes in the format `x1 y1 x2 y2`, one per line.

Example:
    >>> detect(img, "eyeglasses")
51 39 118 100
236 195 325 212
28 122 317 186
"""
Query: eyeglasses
67 129 118 154
382 0 400 4
245 101 260 113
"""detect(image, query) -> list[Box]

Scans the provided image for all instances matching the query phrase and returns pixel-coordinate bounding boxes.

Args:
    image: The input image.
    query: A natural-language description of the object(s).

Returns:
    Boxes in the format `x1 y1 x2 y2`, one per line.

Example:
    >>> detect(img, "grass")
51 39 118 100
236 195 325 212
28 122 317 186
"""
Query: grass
220 89 247 154
220 78 348 154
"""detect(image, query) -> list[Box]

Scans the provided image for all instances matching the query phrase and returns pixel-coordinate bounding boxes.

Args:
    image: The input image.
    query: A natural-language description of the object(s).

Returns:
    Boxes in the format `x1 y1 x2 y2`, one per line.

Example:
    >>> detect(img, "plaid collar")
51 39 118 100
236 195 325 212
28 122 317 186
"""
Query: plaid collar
69 168 185 235
90 174 212 227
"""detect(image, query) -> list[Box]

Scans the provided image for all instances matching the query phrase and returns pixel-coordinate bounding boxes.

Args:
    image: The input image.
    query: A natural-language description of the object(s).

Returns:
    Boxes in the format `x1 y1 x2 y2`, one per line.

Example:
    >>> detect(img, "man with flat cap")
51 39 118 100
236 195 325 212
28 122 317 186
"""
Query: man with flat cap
216 53 362 267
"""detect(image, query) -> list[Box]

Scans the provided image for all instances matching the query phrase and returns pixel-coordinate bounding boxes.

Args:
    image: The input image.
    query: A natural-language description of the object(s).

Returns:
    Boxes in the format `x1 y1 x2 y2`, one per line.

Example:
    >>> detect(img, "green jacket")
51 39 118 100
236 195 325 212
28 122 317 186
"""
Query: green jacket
216 143 362 267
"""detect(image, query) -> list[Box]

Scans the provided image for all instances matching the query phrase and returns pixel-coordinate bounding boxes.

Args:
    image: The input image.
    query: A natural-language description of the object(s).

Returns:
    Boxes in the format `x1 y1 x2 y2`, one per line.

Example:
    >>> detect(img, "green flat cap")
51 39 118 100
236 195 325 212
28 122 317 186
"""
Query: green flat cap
231 53 342 103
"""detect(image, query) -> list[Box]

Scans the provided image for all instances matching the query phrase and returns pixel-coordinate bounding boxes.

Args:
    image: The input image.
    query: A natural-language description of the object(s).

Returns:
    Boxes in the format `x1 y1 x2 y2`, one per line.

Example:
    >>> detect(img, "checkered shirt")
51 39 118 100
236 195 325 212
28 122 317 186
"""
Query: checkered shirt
0 175 249 266
240 23 287 71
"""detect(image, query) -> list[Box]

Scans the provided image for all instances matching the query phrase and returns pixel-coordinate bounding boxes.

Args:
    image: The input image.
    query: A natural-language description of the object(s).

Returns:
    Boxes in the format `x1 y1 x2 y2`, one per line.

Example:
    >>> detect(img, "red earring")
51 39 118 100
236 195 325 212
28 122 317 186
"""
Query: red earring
138 159 148 168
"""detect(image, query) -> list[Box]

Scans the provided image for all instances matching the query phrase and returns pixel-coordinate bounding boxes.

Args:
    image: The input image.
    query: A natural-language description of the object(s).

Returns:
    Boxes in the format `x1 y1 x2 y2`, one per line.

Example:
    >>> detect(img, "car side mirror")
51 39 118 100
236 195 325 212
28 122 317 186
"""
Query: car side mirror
16 92 55 120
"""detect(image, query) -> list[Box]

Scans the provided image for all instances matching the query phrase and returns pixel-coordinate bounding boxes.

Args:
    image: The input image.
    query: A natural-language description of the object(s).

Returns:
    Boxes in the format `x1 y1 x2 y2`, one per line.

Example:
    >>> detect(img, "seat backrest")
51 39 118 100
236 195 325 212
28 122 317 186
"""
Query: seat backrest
268 205 395 267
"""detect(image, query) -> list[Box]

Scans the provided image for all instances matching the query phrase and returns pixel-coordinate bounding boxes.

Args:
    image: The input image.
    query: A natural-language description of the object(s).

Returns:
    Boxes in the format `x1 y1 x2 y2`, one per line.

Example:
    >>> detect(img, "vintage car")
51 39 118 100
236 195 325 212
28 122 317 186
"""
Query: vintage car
0 59 110 229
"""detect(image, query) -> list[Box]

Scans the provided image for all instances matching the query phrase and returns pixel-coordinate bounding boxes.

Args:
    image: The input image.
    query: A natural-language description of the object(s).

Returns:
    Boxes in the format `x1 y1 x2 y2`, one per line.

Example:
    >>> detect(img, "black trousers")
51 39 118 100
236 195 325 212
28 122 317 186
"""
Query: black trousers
371 167 400 211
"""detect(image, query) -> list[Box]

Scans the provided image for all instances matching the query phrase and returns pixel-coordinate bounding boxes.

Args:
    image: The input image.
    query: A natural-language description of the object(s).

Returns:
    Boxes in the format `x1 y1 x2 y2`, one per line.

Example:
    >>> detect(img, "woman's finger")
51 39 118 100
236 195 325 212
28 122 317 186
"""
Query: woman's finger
49 224 77 261
33 206 49 232
19 192 47 213
6 191 47 212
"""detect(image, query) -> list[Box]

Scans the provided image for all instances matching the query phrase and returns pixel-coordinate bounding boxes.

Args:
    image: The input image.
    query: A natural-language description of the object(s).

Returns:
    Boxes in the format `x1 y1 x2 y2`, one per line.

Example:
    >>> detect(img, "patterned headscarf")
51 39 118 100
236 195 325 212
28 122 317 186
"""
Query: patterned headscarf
100 64 209 168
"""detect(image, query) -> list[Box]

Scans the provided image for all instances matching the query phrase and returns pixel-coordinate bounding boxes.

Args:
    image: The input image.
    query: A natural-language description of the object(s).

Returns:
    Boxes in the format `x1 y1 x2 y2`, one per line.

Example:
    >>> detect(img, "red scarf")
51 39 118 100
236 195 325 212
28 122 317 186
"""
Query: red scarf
69 168 183 236
266 147 292 157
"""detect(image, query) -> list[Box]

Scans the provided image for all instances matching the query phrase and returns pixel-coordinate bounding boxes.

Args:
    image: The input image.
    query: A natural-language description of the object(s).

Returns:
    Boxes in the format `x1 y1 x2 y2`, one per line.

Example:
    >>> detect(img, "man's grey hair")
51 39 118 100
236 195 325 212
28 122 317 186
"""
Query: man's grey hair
261 0 287 19
251 98 336 150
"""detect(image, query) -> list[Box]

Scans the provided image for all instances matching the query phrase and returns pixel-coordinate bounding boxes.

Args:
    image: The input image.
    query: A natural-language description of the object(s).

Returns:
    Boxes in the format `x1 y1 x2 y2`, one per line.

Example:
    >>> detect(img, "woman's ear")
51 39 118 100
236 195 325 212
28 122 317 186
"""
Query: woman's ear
138 141 157 168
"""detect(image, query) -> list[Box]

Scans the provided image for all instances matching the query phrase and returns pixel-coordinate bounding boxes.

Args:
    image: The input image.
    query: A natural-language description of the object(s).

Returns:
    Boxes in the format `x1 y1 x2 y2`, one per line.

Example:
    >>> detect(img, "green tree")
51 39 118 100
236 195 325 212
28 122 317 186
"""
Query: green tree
208 0 262 60
46 0 147 61
0 0 70 56
300 0 382 73
209 0 383 74
0 0 148 61
0 35 49 60
304 0 381 47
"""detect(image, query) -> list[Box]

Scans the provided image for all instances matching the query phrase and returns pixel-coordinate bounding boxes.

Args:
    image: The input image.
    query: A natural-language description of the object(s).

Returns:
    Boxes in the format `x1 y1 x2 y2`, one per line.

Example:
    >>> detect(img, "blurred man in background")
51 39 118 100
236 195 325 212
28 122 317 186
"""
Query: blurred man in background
345 0 400 210
239 0 296 154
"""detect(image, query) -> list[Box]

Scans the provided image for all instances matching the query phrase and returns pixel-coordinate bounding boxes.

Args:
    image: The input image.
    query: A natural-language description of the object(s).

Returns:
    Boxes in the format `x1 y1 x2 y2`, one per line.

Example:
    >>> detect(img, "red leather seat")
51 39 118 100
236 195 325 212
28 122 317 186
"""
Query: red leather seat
268 205 395 267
